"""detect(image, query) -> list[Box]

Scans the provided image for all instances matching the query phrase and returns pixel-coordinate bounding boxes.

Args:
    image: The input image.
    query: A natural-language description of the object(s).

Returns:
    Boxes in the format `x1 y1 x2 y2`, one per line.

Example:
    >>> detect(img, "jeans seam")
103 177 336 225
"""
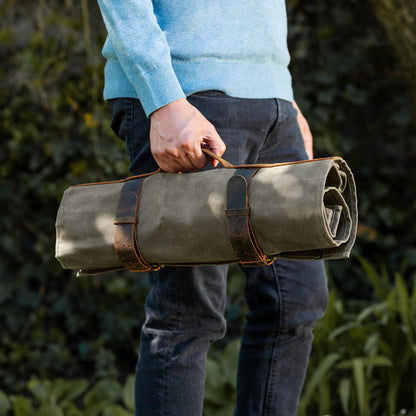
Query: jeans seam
130 98 137 160
260 98 279 153
263 262 283 415
258 99 290 162
163 349 169 416
276 98 288 125
123 97 135 162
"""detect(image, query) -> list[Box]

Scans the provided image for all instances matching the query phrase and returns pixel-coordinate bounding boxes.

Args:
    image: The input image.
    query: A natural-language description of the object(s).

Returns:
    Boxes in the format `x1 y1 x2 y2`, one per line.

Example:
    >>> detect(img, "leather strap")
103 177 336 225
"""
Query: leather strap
226 168 274 267
114 178 158 272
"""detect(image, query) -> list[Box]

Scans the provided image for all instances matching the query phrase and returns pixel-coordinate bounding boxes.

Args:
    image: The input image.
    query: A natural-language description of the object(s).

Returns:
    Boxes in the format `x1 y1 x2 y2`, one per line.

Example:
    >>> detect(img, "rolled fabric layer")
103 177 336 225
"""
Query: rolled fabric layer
55 157 357 276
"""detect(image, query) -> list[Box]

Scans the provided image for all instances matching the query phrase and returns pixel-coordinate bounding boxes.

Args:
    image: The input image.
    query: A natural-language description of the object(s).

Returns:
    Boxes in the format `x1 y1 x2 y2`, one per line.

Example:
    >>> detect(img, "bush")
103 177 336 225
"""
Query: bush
287 0 416 292
0 0 138 394
299 259 416 415
0 376 134 416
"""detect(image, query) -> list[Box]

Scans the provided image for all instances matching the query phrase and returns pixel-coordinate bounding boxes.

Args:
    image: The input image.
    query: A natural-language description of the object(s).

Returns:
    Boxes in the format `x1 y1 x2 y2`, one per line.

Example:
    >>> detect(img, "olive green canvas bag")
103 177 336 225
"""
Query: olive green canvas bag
55 150 358 276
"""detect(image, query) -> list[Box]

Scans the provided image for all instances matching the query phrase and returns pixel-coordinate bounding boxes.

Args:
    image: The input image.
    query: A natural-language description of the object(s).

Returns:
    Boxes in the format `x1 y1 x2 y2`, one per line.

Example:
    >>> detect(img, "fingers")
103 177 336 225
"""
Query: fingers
153 143 203 173
151 132 205 172
202 133 226 168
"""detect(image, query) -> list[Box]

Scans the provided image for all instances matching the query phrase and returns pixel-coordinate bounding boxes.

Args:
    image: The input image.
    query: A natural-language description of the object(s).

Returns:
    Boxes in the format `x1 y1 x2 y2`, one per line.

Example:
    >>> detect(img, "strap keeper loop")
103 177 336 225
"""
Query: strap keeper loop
225 207 250 217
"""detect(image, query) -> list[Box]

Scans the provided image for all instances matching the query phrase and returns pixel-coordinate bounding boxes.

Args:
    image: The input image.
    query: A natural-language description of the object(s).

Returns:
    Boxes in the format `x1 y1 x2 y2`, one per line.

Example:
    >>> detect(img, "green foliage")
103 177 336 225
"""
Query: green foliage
0 0 144 394
0 376 134 416
368 0 416 110
204 338 240 416
287 0 416 290
299 260 416 416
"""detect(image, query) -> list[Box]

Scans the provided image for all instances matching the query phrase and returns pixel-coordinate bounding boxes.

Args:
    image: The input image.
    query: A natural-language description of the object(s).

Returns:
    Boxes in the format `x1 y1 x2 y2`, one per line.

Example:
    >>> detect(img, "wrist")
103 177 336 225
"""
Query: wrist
150 98 188 119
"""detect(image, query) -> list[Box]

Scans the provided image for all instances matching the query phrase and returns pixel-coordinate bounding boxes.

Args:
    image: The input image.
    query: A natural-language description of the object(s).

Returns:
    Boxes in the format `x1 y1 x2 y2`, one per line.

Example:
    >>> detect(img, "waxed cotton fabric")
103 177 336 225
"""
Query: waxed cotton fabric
55 157 357 275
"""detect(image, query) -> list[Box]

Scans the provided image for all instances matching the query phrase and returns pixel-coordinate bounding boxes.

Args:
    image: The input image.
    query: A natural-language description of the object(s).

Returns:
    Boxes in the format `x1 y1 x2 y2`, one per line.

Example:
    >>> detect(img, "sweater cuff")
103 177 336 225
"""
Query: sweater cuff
132 65 186 117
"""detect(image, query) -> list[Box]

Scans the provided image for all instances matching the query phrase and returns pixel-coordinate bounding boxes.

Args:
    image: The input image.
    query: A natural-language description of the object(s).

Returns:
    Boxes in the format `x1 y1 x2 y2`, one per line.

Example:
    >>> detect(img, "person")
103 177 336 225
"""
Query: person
96 1 328 415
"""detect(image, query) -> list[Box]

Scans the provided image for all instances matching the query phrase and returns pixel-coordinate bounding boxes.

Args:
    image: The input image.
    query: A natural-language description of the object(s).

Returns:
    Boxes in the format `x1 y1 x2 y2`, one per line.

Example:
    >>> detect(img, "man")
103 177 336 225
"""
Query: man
97 1 328 415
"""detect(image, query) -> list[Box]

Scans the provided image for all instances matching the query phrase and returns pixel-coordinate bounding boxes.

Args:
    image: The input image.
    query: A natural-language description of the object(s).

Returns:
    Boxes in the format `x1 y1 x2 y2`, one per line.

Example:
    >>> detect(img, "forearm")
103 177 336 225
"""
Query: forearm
97 0 185 116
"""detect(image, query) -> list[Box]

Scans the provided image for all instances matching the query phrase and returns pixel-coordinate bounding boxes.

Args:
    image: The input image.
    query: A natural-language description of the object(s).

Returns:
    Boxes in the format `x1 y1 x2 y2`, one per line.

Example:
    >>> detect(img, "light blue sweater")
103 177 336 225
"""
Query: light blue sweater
97 0 293 117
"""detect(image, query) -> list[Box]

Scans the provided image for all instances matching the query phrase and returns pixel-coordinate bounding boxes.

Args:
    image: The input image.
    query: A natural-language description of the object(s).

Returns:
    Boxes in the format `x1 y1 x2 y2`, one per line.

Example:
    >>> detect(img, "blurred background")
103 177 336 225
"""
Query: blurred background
1 0 415 415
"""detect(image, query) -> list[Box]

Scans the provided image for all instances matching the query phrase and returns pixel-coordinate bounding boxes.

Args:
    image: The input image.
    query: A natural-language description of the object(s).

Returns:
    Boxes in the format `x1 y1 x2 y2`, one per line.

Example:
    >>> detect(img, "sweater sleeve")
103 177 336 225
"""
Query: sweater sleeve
97 0 185 116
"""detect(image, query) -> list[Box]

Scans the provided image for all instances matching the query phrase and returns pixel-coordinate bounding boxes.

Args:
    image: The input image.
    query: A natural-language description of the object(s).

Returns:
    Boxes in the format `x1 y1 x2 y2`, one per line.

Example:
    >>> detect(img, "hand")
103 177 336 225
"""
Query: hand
150 98 226 172
293 101 313 160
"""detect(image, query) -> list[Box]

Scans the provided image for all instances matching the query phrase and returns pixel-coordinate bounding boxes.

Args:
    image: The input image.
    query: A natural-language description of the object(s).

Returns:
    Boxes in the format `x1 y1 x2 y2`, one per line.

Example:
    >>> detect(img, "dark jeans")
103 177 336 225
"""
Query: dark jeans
108 92 328 416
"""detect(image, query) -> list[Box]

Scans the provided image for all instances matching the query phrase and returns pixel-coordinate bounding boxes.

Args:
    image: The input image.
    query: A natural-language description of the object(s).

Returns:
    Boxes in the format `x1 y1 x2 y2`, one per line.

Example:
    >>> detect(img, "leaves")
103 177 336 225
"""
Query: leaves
204 338 240 414
83 379 122 408
0 391 11 416
27 378 89 407
1 377 134 416
288 0 416 292
299 352 341 413
11 396 33 416
299 260 416 415
121 376 135 411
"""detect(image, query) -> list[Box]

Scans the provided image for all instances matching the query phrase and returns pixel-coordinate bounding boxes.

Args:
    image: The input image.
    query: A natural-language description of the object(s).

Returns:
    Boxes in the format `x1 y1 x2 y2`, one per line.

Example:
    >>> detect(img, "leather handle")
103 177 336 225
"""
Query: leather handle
202 148 234 168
